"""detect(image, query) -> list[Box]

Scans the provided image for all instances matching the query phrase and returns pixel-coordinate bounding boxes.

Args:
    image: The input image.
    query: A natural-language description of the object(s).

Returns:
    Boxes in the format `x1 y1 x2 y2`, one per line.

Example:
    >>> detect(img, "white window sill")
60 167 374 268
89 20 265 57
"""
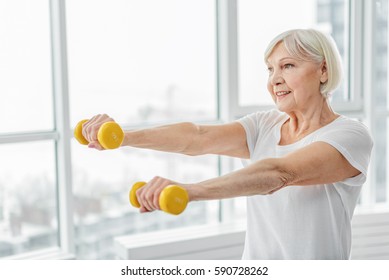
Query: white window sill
114 221 246 260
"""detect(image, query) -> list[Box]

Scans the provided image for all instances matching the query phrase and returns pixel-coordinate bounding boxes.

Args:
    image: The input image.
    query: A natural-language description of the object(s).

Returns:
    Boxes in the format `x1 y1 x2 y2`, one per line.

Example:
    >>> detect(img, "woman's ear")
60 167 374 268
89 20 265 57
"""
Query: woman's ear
320 61 328 84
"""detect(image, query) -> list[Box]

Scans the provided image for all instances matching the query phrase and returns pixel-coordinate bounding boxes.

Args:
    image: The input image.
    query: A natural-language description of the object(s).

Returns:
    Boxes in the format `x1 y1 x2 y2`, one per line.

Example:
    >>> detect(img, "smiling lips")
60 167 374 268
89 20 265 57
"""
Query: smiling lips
275 90 291 97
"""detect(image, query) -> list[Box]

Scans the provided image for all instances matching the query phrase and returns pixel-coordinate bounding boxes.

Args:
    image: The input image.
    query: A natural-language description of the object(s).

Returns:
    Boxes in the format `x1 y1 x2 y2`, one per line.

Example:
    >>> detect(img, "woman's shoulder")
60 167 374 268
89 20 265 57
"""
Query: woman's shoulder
319 114 373 143
332 115 371 133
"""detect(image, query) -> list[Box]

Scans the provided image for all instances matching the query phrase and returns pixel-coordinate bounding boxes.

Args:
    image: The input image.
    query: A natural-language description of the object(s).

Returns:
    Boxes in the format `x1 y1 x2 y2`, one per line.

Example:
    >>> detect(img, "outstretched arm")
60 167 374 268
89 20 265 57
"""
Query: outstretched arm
81 114 250 158
136 141 360 212
189 141 360 201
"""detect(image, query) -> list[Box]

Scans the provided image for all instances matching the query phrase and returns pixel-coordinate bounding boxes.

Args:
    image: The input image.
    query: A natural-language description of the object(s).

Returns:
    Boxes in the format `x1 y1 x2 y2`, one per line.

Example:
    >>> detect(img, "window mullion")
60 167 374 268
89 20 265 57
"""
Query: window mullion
217 0 239 122
49 0 75 256
361 0 377 206
216 0 240 222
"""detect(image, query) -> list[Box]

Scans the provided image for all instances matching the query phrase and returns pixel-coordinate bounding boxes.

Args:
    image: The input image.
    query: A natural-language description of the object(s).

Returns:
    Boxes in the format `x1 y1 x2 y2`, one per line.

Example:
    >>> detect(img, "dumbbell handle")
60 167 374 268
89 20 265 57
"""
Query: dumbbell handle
129 181 189 215
74 119 124 150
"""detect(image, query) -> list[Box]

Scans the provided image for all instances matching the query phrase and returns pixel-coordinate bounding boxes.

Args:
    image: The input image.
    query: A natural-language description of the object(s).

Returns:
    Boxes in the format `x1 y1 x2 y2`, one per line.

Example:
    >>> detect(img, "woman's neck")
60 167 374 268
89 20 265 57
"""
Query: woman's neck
281 98 339 144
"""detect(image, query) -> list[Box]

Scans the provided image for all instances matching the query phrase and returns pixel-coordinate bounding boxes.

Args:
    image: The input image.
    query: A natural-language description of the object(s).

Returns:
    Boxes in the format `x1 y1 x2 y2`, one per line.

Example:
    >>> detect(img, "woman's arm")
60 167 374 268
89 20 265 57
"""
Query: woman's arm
189 141 360 201
122 122 250 158
135 141 360 212
81 114 250 158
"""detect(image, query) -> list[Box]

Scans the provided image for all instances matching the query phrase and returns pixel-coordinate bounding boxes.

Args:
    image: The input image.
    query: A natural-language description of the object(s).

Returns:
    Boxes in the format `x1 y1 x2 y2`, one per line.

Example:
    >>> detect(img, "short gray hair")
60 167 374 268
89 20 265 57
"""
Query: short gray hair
264 29 343 98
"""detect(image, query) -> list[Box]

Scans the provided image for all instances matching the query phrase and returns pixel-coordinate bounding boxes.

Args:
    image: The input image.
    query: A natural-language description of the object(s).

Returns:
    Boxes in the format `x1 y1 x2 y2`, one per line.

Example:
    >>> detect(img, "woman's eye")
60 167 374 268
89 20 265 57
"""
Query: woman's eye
267 67 273 73
284 64 294 69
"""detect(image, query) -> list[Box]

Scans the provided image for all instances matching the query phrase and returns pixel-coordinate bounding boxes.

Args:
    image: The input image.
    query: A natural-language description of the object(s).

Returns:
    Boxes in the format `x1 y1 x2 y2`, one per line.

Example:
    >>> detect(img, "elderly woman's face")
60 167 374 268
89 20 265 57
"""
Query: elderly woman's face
266 42 327 113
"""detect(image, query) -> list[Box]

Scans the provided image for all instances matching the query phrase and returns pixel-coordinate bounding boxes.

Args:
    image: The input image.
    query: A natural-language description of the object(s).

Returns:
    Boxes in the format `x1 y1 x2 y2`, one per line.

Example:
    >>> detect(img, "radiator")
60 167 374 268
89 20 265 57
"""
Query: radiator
114 212 389 260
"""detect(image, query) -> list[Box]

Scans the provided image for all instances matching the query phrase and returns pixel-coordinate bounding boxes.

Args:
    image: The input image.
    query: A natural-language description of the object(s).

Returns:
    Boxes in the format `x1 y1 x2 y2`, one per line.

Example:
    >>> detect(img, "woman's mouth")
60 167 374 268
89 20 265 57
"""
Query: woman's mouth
275 91 291 96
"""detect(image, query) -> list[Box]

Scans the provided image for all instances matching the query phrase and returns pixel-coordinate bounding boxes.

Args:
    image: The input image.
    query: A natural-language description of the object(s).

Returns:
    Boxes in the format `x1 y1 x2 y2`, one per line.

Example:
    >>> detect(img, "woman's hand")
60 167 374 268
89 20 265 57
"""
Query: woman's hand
81 114 115 150
135 176 191 213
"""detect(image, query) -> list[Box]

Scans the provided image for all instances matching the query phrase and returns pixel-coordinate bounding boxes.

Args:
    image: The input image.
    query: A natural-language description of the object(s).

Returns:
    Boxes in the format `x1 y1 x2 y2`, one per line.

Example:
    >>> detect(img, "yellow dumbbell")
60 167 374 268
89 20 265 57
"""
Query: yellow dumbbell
74 119 124 150
129 181 189 215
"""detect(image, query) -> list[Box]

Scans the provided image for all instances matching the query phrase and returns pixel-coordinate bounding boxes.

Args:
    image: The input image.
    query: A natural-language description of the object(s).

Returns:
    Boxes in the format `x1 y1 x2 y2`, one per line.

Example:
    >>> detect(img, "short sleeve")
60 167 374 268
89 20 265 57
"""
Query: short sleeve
236 112 259 157
237 110 286 158
316 119 373 185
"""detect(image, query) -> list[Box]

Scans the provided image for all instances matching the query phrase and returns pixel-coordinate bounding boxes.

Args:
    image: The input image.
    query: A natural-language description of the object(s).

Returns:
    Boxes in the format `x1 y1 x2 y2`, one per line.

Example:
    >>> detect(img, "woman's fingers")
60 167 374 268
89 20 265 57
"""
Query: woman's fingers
81 114 114 149
136 176 177 213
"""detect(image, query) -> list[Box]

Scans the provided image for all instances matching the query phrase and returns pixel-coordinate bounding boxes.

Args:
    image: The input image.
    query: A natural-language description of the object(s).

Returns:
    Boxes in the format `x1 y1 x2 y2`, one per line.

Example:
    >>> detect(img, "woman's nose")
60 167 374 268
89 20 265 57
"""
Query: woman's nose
270 69 284 85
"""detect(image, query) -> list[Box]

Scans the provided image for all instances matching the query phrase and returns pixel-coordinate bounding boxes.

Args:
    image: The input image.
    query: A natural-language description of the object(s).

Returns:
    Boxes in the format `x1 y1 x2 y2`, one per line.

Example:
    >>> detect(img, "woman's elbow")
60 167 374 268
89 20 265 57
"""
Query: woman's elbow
259 158 297 190
179 123 205 156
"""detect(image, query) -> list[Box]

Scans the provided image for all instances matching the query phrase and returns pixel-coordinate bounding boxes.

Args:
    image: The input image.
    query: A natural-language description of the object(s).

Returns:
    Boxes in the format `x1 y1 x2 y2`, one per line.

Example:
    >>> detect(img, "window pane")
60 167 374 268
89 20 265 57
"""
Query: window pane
375 0 387 113
71 141 219 259
375 0 388 203
374 115 387 203
67 0 217 125
0 141 58 257
237 0 347 106
0 1 53 133
67 0 218 259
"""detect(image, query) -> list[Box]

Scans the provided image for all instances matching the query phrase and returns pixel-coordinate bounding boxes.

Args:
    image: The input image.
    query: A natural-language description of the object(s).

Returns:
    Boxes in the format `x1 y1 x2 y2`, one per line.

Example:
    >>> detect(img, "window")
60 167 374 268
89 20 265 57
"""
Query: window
67 0 216 125
0 0 53 133
0 142 58 256
0 0 58 257
66 0 218 259
370 0 388 203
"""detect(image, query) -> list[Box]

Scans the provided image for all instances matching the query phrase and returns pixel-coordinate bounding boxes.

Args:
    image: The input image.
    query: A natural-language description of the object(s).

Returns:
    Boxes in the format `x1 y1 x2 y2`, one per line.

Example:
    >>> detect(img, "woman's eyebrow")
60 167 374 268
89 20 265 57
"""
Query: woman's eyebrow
279 57 297 62
266 56 297 65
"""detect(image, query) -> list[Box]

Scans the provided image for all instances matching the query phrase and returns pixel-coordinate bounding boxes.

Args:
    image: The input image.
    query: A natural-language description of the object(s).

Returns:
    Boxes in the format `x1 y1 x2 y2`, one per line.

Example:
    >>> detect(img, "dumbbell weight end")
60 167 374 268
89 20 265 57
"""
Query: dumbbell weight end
74 119 89 145
74 120 124 150
129 181 189 215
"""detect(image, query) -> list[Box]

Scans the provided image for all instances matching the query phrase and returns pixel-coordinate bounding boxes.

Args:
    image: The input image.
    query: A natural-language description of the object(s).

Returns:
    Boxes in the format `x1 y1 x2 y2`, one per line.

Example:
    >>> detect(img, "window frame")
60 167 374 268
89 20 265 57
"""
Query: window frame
50 0 75 258
0 0 74 259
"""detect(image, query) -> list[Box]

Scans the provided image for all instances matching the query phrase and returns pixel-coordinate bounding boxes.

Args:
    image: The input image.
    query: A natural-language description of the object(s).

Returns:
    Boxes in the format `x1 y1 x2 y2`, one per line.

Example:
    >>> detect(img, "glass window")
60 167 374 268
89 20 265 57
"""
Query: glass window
0 0 57 259
237 0 347 107
67 0 216 125
0 141 58 257
72 142 219 259
373 0 388 203
0 1 53 134
67 0 218 259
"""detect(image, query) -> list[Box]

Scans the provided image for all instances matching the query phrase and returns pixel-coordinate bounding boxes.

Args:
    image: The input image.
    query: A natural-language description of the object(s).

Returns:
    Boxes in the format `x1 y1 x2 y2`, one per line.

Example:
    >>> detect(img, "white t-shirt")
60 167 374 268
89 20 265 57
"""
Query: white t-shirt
237 109 373 259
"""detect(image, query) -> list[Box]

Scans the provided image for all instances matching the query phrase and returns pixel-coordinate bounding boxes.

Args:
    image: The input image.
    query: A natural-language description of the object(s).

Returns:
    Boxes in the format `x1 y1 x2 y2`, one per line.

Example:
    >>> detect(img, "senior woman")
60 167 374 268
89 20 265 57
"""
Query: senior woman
81 29 373 259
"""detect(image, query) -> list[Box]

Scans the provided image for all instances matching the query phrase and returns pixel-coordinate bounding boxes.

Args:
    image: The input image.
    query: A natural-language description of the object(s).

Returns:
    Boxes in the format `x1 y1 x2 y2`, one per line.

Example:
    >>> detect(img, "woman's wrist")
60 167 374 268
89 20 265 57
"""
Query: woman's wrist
185 183 206 202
